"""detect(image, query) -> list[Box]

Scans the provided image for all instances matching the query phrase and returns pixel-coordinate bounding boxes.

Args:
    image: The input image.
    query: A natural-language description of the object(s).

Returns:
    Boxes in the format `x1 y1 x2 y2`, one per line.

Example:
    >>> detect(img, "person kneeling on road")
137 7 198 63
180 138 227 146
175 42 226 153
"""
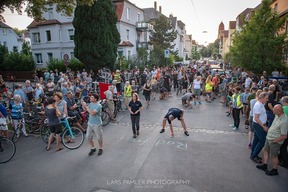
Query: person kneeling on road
160 108 189 137
182 92 195 108
159 87 168 100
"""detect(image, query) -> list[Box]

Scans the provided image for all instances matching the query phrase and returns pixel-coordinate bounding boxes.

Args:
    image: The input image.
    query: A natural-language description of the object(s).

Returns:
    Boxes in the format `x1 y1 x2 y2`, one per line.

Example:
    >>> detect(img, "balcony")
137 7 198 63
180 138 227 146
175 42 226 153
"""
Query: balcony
137 41 149 49
136 22 154 32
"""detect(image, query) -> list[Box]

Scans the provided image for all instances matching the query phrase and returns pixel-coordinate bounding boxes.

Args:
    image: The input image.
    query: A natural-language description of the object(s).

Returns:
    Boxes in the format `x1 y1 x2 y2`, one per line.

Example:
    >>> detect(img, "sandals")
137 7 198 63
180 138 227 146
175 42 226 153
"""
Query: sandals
46 146 50 151
56 147 64 152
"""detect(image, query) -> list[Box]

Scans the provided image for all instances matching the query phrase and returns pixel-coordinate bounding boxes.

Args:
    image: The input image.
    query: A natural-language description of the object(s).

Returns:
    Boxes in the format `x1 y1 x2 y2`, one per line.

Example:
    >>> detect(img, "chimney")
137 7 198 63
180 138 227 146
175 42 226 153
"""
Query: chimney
159 6 162 13
154 1 157 11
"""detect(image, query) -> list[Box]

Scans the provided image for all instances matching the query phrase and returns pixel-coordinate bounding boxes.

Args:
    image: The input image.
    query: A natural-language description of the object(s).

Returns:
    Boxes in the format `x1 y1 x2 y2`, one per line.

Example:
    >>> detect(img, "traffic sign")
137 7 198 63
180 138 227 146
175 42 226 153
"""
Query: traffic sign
63 54 69 61
164 50 169 58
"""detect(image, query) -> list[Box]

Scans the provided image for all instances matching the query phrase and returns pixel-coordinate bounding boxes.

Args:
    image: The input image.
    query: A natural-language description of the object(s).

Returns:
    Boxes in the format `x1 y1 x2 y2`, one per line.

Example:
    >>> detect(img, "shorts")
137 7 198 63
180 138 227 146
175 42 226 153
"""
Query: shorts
194 89 201 96
144 94 151 101
152 85 157 92
263 139 282 157
87 124 103 141
50 124 62 134
107 100 115 111
0 118 8 131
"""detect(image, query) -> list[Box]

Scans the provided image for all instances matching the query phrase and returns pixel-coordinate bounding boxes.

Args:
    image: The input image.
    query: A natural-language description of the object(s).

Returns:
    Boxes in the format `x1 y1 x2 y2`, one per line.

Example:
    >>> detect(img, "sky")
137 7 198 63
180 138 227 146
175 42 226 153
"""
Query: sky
2 0 262 45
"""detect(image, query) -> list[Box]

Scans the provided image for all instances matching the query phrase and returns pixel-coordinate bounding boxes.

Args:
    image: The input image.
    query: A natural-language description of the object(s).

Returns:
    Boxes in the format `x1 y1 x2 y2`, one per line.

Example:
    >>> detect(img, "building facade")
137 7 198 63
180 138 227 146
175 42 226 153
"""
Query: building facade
0 22 22 52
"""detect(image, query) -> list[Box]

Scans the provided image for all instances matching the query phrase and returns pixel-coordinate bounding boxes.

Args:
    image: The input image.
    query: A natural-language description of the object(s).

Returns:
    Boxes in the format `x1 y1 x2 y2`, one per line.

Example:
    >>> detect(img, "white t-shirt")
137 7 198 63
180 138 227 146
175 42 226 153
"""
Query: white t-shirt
244 77 252 88
193 79 201 89
253 101 267 124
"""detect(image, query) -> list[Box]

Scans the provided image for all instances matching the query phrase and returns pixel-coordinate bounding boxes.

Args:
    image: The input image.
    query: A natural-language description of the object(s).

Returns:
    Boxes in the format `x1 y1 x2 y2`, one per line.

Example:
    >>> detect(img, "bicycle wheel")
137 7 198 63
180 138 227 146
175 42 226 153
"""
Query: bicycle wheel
101 111 111 126
40 124 52 144
62 127 84 150
0 137 16 164
113 107 118 118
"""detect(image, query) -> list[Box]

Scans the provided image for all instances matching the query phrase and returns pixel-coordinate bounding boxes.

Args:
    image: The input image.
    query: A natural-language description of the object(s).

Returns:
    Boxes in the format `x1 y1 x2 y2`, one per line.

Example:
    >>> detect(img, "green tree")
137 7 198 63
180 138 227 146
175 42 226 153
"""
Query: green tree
73 0 120 71
21 41 31 55
0 0 94 22
149 15 177 66
0 44 8 69
230 0 288 74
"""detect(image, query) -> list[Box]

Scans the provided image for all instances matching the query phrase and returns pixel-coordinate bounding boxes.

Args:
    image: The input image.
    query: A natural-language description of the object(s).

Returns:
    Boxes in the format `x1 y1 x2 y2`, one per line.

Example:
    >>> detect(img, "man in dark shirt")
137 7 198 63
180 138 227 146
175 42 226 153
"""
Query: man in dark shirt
265 85 276 127
163 72 171 93
65 91 86 132
159 108 189 137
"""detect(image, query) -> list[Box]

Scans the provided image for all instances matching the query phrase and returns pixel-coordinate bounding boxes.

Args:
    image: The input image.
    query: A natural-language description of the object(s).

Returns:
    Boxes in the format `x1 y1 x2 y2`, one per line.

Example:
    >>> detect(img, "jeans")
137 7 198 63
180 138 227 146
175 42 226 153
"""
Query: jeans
232 108 241 128
131 115 140 135
251 122 267 158
266 110 275 128
278 138 288 166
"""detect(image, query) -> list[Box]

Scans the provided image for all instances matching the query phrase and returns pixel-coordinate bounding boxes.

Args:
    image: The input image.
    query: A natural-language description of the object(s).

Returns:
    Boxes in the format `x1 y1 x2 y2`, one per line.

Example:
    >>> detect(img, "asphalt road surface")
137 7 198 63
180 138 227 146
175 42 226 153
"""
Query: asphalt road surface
0 92 287 192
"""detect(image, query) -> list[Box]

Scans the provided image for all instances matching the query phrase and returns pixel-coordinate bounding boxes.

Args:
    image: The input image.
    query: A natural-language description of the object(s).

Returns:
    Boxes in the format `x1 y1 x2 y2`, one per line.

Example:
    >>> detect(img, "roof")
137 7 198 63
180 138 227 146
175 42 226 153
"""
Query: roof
118 41 134 47
177 20 185 30
114 1 124 21
0 21 12 29
218 22 224 30
236 8 253 27
143 8 163 21
229 21 236 29
27 19 61 28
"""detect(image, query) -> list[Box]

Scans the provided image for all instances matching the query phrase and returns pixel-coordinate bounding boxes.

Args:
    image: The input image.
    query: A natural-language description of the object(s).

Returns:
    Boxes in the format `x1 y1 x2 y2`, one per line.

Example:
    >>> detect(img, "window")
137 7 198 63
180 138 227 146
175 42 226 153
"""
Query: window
33 33 40 43
274 3 278 12
48 8 54 20
47 53 53 62
126 29 129 40
3 29 7 35
13 46 18 52
35 53 43 64
126 7 130 20
128 50 131 59
46 30 51 41
3 42 7 47
137 13 141 22
70 52 75 59
68 29 74 41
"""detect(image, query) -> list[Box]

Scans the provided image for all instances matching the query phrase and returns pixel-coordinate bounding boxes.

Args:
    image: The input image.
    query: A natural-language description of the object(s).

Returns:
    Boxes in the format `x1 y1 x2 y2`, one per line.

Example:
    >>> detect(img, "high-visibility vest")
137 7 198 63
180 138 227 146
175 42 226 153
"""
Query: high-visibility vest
205 82 213 92
114 73 121 84
232 94 243 109
124 85 132 97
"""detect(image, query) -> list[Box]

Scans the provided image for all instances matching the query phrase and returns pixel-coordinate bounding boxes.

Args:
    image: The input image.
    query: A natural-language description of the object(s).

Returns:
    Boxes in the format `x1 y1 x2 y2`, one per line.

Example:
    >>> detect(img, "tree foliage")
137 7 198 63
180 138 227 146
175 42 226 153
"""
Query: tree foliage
73 0 120 71
0 0 94 22
230 0 288 74
150 15 177 51
149 15 177 66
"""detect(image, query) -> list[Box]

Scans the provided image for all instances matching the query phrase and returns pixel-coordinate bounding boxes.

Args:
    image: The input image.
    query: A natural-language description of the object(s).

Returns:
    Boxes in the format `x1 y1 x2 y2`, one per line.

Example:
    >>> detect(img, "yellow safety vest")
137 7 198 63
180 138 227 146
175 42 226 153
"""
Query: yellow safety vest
232 94 243 109
114 73 121 84
205 82 213 92
124 85 132 97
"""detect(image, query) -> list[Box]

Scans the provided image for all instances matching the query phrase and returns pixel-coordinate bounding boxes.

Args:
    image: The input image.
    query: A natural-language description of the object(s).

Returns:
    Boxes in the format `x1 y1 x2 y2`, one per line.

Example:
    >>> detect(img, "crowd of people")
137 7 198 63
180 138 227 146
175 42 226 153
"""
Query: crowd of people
0 63 287 173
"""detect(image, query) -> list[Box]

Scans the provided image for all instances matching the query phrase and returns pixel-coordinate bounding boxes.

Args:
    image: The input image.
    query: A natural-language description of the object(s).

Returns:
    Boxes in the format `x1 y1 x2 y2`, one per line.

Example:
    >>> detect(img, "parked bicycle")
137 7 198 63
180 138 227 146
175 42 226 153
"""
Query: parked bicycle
0 122 16 164
40 116 84 150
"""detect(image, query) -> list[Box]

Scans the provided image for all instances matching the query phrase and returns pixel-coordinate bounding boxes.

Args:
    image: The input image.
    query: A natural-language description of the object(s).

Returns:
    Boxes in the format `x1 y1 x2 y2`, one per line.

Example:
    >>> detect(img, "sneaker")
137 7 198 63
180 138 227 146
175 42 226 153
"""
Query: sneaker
245 125 249 129
184 131 189 136
233 127 238 131
98 149 103 156
230 124 235 128
226 113 230 117
248 143 252 149
136 131 139 135
160 129 165 133
133 134 136 138
256 164 267 172
88 148 96 156
23 132 28 137
265 169 278 176
198 102 202 105
250 157 262 164
194 101 197 105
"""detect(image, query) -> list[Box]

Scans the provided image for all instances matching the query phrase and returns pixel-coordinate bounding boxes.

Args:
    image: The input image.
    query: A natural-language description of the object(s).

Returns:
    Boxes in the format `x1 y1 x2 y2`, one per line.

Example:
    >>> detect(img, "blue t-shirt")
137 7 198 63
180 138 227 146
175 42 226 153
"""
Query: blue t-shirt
0 103 7 118
88 102 102 125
